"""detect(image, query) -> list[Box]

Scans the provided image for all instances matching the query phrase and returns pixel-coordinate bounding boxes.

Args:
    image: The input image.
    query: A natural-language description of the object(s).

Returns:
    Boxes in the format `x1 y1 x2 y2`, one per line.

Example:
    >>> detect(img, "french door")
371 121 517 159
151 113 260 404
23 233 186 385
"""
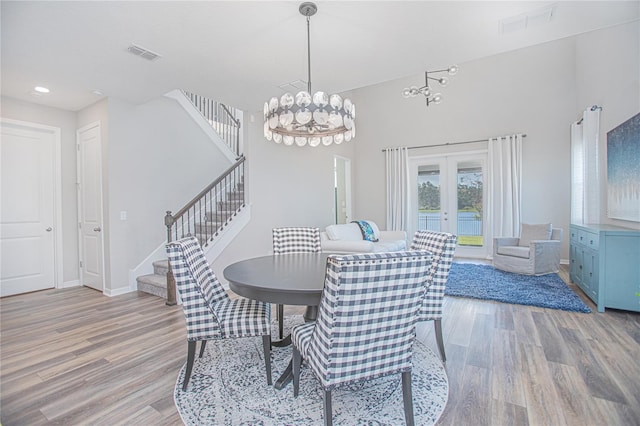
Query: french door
409 152 488 258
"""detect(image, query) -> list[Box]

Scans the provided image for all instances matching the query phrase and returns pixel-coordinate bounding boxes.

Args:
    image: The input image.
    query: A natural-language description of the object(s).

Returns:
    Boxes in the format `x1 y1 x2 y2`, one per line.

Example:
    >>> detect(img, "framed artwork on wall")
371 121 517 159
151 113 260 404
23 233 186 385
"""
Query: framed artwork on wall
607 112 640 222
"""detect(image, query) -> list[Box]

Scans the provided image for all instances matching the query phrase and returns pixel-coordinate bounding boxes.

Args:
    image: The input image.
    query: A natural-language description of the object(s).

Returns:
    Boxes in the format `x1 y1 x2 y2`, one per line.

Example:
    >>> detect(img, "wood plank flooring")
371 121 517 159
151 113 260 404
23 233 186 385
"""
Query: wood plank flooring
1 266 639 425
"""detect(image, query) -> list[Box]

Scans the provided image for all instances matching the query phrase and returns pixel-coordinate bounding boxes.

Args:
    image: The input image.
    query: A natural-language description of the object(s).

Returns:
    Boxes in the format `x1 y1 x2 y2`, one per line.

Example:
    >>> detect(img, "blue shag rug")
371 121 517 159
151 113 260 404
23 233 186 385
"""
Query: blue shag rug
445 263 591 313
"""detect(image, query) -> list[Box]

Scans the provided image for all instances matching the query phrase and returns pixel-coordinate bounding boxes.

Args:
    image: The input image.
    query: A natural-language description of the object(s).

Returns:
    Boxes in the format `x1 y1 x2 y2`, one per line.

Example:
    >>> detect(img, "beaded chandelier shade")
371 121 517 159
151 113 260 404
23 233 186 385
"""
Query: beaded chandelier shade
263 2 355 147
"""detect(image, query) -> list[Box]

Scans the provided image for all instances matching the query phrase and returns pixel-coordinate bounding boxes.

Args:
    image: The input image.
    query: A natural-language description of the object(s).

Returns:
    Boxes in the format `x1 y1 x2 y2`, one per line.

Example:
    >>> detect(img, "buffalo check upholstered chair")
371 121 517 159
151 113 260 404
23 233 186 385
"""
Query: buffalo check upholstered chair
410 230 457 362
166 236 272 391
291 251 433 426
272 227 321 339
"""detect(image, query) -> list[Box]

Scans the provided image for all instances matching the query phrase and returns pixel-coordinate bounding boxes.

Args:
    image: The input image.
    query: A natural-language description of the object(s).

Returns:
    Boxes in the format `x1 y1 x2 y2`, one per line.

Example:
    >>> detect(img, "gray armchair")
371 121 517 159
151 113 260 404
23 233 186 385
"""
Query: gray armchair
493 223 563 275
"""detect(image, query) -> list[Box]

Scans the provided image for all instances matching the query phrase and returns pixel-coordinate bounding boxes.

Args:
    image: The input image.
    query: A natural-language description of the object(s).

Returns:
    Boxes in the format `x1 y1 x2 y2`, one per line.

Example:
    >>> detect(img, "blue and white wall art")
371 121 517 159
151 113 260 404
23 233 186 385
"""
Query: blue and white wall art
607 113 640 222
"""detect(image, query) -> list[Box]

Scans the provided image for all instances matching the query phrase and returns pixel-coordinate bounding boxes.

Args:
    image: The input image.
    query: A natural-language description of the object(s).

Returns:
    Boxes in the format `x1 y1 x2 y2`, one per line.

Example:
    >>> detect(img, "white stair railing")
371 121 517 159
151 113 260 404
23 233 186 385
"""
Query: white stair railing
182 90 242 156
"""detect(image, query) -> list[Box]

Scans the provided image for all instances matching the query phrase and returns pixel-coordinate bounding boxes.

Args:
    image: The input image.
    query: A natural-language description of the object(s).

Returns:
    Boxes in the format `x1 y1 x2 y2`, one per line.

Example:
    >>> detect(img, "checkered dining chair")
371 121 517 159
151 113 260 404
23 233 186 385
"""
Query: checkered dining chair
272 227 321 339
410 230 457 362
166 236 272 391
291 251 433 426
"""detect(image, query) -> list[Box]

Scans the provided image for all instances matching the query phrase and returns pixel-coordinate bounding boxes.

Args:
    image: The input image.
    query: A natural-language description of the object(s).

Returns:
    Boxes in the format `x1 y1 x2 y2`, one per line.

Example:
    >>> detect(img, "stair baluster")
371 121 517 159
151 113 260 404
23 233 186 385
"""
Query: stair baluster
163 156 246 305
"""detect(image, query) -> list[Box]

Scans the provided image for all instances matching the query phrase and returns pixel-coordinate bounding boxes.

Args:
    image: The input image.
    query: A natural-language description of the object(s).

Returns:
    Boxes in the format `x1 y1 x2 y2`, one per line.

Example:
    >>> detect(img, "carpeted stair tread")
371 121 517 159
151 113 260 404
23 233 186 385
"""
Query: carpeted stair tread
152 260 169 275
137 273 167 299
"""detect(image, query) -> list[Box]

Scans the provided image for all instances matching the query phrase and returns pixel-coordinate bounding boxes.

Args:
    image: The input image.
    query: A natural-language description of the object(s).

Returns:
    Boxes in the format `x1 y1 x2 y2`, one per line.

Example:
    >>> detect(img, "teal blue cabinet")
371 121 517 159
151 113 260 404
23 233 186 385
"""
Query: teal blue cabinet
570 224 640 312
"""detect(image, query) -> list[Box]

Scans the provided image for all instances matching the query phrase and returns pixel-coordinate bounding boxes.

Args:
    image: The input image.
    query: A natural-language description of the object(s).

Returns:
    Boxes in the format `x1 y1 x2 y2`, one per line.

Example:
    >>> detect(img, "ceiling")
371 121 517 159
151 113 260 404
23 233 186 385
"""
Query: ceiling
2 1 638 112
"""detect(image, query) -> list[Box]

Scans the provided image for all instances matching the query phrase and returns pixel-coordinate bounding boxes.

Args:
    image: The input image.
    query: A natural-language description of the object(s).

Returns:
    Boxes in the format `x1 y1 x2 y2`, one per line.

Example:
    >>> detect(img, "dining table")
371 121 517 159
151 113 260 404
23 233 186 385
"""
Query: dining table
223 252 330 389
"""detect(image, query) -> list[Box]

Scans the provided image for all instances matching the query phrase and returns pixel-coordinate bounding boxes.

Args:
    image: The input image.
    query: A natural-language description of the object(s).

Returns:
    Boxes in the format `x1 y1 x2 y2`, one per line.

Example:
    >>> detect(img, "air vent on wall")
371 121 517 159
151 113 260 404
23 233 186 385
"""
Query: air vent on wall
499 4 557 34
127 43 162 61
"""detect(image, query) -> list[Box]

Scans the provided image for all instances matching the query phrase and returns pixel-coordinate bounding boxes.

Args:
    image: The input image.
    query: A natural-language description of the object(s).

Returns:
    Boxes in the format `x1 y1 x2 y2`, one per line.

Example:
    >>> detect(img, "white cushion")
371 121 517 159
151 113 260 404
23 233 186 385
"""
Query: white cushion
371 240 407 252
519 223 552 247
497 245 530 259
325 223 363 241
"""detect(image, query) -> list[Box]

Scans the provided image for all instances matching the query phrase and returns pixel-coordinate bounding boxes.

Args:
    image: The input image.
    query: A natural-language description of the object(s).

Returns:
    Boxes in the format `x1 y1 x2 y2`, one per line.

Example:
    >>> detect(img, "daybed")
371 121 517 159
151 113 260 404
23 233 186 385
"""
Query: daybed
320 221 407 254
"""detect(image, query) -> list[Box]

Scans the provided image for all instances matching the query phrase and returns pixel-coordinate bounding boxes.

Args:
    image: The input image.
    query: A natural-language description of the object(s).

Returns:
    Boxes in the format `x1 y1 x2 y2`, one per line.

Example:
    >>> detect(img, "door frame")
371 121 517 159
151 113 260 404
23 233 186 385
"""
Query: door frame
409 149 489 258
333 155 352 224
76 121 105 292
0 117 64 290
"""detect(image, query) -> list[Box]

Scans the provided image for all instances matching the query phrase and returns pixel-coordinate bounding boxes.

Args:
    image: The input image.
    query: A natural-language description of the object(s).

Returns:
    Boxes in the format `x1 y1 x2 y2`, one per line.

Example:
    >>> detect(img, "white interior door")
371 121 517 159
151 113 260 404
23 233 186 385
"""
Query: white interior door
410 153 488 258
1 120 58 296
77 123 104 291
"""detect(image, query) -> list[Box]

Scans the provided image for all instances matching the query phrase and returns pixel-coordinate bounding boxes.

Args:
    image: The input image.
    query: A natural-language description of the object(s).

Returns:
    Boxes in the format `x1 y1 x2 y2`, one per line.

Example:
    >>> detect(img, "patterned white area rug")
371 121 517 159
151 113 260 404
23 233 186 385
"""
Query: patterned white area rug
174 316 449 426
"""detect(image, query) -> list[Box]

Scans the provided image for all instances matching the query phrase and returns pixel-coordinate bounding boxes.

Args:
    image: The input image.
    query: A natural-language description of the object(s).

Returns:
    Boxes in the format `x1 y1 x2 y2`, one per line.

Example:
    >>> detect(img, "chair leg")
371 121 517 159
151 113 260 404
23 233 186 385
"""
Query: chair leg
292 346 301 397
402 371 415 426
323 389 333 426
199 340 207 358
434 319 446 362
262 335 272 385
278 304 284 339
182 340 197 391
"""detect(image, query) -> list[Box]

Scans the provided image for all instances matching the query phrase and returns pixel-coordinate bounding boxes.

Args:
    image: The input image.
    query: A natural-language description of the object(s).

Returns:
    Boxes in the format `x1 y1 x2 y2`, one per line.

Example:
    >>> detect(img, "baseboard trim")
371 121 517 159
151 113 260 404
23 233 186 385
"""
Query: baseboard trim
61 280 80 288
104 287 136 297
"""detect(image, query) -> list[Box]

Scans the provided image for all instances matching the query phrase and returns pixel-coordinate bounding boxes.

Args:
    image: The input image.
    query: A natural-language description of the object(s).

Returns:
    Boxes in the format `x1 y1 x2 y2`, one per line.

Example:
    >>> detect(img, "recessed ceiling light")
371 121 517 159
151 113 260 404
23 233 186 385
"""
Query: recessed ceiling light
34 86 50 93
92 89 104 96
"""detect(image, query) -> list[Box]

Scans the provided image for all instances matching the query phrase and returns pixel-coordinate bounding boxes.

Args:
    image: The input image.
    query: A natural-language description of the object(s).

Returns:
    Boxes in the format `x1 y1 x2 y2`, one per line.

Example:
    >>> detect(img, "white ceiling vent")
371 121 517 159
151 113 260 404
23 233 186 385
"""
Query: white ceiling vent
277 79 308 92
500 4 557 34
127 44 162 61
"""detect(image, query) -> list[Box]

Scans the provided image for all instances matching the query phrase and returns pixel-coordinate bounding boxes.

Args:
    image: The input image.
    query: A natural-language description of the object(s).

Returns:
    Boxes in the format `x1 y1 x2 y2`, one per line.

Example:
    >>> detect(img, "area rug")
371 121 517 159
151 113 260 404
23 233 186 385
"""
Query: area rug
174 316 449 426
445 263 591 313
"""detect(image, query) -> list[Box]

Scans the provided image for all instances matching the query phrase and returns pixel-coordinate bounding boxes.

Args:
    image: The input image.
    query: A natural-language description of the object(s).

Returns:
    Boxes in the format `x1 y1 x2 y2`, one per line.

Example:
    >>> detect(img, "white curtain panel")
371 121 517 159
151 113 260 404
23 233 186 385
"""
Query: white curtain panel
488 134 523 243
570 121 585 224
581 108 601 224
385 147 410 231
570 108 601 224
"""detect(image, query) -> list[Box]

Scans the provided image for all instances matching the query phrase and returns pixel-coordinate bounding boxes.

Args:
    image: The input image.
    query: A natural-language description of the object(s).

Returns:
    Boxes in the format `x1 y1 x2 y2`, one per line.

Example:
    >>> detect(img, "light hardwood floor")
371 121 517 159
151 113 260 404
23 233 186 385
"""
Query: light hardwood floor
1 266 639 425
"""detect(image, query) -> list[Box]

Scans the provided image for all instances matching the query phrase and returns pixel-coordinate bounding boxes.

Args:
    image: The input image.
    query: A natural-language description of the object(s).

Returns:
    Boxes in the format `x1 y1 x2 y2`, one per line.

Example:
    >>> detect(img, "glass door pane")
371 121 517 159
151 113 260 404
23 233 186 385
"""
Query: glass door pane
456 161 484 248
411 153 487 258
418 164 441 232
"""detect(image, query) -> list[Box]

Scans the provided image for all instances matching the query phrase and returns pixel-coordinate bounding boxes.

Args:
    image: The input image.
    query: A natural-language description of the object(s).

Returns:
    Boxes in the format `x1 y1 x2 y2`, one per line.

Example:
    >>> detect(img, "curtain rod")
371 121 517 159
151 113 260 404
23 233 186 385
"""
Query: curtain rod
576 105 602 125
381 134 527 152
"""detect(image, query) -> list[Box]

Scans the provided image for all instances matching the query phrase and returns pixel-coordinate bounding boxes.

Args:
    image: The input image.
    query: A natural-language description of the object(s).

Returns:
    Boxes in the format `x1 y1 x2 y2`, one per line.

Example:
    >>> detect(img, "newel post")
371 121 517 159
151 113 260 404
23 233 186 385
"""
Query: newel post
165 211 177 306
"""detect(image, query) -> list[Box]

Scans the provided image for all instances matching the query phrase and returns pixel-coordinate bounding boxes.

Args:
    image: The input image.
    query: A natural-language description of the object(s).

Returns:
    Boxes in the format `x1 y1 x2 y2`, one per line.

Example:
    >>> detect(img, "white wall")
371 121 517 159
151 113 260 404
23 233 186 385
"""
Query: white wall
4 21 637 291
214 21 639 272
349 35 578 259
104 96 235 292
212 110 357 278
79 95 238 293
575 21 640 230
1 96 80 285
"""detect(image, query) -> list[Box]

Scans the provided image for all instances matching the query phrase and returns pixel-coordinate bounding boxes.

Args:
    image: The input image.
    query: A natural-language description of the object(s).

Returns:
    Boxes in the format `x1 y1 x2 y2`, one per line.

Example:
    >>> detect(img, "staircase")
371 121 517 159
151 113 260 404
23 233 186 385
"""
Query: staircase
136 90 245 302
136 180 245 300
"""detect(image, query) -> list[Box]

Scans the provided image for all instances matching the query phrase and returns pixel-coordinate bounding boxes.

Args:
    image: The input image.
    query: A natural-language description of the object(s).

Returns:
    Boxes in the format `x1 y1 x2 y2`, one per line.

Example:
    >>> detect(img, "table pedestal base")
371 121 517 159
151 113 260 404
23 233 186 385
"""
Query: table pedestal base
273 305 317 390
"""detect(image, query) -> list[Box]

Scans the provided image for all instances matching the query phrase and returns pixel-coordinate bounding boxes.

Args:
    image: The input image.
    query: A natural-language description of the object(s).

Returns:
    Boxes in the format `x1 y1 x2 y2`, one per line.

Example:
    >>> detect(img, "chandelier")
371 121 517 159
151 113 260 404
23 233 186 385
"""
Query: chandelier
263 2 355 147
402 65 459 106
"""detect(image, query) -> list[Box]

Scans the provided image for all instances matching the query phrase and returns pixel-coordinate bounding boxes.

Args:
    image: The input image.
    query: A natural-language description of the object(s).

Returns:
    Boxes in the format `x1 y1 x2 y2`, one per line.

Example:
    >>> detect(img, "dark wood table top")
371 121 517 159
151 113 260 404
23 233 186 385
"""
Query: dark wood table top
223 253 330 306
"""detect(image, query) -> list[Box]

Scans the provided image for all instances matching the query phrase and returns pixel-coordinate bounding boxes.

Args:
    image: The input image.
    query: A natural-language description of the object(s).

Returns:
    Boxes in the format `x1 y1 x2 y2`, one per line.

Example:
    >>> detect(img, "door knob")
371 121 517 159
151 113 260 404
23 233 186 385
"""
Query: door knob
46 227 52 232
93 227 101 232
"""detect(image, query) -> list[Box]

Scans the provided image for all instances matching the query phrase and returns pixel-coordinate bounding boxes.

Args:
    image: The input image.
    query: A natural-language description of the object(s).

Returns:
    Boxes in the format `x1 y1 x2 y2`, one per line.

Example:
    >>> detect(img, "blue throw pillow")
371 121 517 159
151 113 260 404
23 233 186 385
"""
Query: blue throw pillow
352 220 379 242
